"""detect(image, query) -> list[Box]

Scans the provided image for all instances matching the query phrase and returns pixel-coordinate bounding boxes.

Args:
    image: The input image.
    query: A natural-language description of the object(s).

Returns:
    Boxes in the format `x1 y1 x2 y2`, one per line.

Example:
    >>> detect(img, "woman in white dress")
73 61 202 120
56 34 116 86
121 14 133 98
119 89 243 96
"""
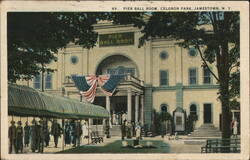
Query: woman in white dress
82 122 88 141
135 123 141 140
232 119 238 137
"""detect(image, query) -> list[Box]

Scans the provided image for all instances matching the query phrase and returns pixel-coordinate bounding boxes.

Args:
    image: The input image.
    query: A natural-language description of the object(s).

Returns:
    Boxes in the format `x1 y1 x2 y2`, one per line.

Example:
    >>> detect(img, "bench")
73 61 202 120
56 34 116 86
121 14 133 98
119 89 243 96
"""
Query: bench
201 138 240 153
91 131 103 144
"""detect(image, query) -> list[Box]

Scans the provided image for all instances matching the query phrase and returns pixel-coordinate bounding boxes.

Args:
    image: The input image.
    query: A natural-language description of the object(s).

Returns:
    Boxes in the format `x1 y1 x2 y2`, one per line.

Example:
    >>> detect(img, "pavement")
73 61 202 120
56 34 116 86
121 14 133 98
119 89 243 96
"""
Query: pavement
20 135 204 154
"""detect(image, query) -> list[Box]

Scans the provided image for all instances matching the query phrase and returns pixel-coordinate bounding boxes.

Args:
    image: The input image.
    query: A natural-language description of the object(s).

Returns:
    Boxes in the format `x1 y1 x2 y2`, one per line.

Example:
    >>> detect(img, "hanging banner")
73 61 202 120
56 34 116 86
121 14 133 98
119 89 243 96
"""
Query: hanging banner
71 74 124 103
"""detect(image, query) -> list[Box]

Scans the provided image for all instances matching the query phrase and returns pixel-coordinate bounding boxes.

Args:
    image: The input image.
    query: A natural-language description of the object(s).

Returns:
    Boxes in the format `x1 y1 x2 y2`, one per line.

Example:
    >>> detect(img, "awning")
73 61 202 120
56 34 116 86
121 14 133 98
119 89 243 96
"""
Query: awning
8 84 109 119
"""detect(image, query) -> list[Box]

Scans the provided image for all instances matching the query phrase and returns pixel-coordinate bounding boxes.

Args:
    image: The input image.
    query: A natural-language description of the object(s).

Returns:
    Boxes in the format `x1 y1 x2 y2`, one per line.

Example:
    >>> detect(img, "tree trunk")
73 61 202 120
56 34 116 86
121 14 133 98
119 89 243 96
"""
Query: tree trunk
218 41 231 153
220 83 231 153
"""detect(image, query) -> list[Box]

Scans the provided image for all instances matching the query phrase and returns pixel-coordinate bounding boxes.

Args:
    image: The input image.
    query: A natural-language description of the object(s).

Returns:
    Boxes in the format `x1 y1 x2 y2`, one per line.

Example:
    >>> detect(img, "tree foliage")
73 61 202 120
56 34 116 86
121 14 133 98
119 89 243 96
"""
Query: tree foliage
8 12 106 82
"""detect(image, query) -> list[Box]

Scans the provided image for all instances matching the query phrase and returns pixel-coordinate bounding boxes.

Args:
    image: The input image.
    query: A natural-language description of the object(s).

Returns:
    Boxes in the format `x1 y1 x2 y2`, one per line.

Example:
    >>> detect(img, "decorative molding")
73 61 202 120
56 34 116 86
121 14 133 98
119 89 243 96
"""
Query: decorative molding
153 84 219 91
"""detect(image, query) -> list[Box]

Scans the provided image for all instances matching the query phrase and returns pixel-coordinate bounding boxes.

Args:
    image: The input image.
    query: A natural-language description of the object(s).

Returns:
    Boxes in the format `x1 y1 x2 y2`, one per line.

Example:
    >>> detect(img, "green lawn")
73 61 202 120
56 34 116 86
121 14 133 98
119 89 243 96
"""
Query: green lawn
57 139 170 153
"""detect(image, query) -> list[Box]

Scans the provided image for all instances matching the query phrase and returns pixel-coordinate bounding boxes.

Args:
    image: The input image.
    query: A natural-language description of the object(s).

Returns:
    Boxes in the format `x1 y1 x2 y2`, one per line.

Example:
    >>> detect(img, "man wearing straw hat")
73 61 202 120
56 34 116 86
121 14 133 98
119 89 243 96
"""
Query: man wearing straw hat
8 120 17 154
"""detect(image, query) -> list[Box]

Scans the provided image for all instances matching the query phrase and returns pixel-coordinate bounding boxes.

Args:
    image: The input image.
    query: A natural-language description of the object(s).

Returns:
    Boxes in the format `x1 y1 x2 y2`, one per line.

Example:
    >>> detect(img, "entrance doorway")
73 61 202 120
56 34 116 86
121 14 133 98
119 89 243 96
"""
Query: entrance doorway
204 104 212 123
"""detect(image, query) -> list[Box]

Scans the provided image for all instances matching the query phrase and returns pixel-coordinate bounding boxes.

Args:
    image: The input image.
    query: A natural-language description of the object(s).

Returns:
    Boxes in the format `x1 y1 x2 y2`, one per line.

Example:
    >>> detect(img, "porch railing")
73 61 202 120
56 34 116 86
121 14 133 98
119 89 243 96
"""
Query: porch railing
63 74 144 87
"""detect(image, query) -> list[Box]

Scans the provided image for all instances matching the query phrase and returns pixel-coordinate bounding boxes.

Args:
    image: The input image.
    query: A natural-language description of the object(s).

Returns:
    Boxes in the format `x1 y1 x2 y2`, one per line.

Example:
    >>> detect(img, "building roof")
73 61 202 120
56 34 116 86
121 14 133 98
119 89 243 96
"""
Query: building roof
8 84 109 119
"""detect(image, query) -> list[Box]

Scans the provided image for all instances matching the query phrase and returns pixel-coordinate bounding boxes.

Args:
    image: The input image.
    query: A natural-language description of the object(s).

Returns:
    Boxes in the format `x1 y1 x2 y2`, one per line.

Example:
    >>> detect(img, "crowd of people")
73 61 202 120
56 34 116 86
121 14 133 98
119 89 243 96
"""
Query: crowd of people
121 120 142 140
112 111 127 125
8 119 89 154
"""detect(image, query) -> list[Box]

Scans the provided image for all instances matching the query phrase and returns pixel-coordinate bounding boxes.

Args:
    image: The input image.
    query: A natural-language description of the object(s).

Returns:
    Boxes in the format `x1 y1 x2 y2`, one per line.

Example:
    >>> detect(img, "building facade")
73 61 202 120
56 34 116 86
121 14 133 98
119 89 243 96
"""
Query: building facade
18 22 222 132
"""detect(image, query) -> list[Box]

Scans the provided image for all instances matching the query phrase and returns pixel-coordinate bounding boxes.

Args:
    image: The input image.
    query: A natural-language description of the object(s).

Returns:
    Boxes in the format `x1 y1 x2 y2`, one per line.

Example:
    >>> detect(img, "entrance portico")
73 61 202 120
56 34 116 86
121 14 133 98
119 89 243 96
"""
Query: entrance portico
94 74 144 125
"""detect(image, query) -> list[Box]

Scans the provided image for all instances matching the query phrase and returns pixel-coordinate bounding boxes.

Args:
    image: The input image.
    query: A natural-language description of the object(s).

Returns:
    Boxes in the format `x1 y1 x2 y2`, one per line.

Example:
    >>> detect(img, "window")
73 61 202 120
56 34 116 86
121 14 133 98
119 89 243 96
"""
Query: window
190 104 197 116
33 74 41 89
160 70 169 86
161 104 168 112
188 48 197 57
70 56 78 64
45 74 52 89
160 51 169 60
107 66 135 76
203 67 212 84
93 119 103 125
189 68 197 85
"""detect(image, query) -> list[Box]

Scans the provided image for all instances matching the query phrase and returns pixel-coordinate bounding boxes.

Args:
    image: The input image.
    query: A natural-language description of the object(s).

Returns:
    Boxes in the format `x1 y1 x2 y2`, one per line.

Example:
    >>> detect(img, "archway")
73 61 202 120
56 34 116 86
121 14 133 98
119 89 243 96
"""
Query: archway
95 54 139 78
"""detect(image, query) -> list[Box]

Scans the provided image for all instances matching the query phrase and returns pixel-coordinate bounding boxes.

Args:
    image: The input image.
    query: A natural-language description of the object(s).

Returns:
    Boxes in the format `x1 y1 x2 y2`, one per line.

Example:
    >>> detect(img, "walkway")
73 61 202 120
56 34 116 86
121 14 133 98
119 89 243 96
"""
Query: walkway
21 136 203 154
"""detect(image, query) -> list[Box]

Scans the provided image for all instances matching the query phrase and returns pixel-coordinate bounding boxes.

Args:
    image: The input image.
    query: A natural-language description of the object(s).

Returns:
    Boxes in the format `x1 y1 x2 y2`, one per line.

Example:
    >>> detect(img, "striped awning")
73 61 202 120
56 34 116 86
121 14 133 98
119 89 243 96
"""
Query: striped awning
8 84 109 119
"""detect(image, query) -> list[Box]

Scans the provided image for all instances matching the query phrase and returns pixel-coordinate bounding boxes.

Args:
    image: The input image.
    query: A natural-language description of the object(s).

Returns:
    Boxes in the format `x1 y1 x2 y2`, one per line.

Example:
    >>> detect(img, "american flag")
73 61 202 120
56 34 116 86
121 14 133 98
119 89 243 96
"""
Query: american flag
71 74 124 103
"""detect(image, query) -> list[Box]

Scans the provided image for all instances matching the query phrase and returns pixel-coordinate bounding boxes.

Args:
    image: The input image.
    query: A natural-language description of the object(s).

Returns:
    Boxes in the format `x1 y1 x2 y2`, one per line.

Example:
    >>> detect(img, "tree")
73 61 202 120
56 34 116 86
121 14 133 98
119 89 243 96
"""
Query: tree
136 12 239 152
8 12 145 83
8 12 107 83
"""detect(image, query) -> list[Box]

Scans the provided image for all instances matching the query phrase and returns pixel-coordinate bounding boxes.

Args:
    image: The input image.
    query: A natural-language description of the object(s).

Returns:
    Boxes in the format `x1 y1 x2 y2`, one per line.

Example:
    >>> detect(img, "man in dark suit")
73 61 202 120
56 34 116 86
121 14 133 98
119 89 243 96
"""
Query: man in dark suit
51 119 62 148
8 121 17 153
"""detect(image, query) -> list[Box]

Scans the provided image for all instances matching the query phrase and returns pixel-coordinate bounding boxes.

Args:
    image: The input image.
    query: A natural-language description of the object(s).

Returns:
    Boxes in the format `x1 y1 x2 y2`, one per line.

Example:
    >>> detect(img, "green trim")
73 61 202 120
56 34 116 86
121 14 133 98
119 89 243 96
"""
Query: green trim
183 85 219 89
144 86 153 127
9 106 108 119
176 83 183 108
153 84 219 91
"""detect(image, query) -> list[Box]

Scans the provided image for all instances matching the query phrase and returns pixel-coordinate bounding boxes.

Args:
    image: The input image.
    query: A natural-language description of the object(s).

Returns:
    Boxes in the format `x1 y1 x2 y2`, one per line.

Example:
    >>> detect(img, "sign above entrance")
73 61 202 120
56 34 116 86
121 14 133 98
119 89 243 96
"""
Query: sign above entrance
99 32 134 47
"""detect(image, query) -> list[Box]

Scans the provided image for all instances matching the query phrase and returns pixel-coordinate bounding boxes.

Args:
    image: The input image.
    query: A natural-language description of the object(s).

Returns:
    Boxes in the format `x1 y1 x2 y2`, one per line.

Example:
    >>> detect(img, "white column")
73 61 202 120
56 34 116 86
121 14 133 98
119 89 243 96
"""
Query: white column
140 95 144 125
135 94 139 123
127 89 132 122
88 118 93 125
106 96 111 127
61 119 65 150
106 96 111 113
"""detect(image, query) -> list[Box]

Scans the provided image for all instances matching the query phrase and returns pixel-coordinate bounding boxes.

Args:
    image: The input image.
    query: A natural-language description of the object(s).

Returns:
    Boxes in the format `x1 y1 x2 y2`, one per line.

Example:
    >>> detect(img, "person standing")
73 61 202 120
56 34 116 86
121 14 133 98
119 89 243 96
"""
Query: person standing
69 120 76 146
51 119 62 148
126 121 132 139
232 118 238 138
43 120 50 147
75 121 82 146
131 121 135 137
8 121 17 154
122 112 126 124
115 113 119 125
121 120 127 140
15 121 24 153
30 119 38 152
64 120 71 146
24 121 30 147
82 121 88 140
135 122 141 140
112 113 116 125
37 120 44 153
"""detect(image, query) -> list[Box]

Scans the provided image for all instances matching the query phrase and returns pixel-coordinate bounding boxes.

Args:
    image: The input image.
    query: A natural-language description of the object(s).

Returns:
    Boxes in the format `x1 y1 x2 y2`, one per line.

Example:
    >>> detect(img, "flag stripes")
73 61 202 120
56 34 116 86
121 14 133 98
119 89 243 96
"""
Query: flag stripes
71 74 124 103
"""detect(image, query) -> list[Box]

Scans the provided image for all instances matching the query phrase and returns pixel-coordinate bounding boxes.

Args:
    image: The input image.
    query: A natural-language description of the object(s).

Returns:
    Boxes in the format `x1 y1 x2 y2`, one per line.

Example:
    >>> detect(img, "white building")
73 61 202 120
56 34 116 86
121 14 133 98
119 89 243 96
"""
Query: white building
18 21 225 136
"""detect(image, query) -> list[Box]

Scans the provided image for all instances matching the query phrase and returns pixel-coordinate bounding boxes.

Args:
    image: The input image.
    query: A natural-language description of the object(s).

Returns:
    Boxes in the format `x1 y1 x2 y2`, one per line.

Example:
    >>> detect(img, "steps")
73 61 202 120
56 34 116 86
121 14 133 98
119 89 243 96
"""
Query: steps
189 124 221 137
110 125 122 136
